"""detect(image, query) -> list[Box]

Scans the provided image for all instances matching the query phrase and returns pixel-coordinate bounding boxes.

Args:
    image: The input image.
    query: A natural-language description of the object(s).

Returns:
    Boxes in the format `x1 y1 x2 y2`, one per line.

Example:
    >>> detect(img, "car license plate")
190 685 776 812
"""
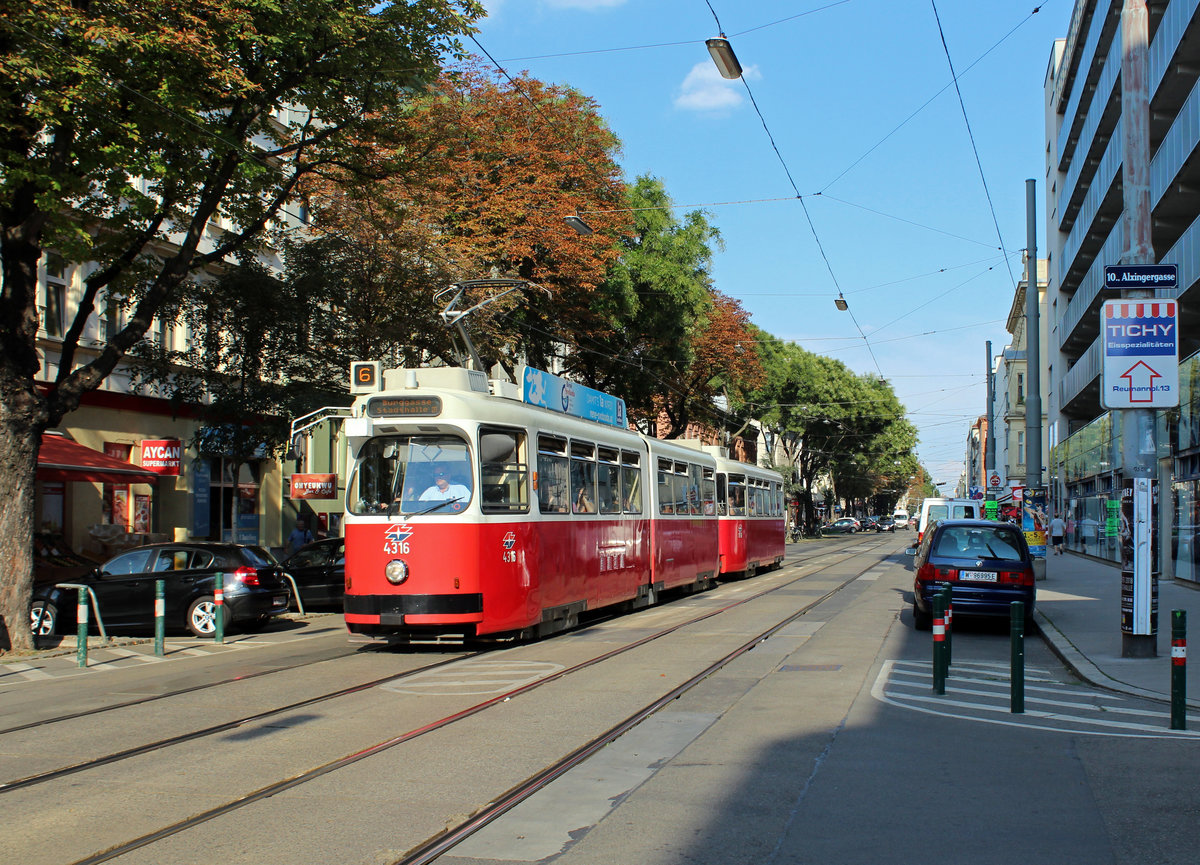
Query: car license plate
960 570 998 582
273 595 287 605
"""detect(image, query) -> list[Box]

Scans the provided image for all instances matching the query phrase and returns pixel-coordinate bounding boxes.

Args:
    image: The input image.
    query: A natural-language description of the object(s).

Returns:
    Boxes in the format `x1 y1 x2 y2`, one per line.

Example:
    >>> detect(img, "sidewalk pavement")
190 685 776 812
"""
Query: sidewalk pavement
1035 550 1200 707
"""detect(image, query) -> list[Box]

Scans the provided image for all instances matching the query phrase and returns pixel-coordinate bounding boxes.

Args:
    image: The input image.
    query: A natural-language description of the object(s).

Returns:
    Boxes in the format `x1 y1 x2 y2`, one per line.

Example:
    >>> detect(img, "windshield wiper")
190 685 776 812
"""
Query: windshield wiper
403 497 465 519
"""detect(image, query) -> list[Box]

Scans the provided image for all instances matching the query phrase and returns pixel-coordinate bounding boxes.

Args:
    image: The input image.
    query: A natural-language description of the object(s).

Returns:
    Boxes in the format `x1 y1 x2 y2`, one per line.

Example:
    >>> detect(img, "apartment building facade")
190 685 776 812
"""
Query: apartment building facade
1044 0 1200 578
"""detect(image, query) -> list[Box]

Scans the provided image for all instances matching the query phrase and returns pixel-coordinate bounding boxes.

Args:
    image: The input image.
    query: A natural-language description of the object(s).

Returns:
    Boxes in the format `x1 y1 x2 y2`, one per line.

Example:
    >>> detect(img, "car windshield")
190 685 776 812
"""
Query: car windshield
348 433 473 516
935 526 1023 559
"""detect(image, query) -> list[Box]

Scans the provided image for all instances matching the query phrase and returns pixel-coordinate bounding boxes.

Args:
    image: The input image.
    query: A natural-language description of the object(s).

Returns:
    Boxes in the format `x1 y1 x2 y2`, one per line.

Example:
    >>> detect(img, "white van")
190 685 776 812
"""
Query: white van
892 508 909 528
915 497 982 545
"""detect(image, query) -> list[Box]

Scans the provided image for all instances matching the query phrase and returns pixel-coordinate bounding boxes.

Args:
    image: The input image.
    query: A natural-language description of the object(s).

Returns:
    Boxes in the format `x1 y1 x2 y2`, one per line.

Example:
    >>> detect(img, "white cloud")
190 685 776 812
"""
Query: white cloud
674 62 758 113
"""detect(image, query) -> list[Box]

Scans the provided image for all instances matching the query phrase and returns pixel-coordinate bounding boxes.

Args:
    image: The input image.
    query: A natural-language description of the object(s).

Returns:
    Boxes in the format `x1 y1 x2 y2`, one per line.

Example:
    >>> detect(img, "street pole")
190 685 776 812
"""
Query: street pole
1024 180 1042 493
1026 180 1047 581
985 340 995 480
1120 0 1157 657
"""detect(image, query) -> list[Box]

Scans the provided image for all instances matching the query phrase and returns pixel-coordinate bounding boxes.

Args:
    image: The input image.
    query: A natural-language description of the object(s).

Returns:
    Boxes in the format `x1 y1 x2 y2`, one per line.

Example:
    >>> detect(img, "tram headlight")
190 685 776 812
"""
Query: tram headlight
384 559 409 585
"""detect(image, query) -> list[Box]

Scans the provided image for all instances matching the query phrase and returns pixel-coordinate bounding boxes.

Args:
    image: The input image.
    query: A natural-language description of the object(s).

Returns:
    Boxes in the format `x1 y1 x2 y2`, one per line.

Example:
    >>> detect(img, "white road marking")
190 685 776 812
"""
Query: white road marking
872 659 1200 739
381 659 567 696
104 647 165 663
3 663 51 681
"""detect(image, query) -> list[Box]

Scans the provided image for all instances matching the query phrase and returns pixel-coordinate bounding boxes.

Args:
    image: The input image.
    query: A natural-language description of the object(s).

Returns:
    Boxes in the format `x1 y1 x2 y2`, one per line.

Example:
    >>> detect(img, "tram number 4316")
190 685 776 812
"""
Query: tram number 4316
384 540 411 555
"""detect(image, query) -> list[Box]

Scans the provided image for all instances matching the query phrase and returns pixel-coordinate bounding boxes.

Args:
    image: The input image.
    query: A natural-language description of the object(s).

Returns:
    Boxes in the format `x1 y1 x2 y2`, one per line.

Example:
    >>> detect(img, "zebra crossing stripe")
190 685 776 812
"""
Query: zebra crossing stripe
104 647 165 663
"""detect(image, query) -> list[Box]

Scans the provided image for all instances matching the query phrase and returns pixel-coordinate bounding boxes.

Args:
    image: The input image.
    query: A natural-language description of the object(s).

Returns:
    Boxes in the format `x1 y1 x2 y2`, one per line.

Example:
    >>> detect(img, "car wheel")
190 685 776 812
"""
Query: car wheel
913 602 932 631
186 596 227 638
30 601 58 637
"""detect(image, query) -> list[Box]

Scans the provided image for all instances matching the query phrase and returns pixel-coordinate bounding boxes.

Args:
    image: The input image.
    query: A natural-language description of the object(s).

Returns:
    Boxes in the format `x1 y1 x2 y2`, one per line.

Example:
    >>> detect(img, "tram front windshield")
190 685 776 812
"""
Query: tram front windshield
349 434 473 516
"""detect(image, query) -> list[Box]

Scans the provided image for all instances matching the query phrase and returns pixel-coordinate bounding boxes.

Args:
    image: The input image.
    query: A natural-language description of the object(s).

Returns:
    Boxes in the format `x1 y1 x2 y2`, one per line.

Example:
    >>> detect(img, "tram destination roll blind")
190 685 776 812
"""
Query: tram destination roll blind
366 396 443 417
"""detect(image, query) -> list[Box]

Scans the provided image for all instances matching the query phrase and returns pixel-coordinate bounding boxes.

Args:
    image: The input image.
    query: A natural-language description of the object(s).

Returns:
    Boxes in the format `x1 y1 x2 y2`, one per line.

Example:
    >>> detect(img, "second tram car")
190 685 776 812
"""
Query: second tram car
711 452 787 577
339 364 784 643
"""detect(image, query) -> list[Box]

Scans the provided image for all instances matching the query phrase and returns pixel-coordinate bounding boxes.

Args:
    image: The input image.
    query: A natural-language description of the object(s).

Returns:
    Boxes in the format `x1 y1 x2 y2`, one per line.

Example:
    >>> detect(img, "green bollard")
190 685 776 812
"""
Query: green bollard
76 587 89 669
933 592 946 695
213 573 225 644
1171 610 1187 731
1011 601 1025 713
154 579 165 657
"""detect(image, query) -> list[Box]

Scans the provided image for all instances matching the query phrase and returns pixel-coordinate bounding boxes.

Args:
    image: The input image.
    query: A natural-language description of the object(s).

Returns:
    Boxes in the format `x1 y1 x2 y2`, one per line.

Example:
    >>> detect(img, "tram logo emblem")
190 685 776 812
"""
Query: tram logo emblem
385 524 414 544
502 532 517 550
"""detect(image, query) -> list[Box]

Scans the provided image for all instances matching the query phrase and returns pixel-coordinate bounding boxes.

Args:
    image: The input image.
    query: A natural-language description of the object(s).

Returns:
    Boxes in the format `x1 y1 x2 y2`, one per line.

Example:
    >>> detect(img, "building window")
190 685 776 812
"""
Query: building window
1017 372 1025 404
43 253 68 338
1018 431 1026 465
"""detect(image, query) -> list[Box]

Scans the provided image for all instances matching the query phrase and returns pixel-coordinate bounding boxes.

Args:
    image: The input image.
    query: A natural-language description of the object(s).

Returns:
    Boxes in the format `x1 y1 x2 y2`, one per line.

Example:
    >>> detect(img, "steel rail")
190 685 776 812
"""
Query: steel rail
64 538 888 865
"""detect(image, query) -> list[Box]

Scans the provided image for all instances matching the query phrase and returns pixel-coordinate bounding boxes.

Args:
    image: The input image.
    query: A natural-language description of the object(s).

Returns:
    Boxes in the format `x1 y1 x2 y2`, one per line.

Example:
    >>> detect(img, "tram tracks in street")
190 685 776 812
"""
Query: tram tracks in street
30 536 893 865
0 645 372 735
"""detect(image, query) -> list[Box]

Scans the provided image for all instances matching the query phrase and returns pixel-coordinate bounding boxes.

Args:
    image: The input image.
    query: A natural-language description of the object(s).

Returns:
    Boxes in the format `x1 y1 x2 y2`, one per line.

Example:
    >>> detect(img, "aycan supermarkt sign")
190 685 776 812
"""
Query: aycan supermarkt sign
139 439 182 476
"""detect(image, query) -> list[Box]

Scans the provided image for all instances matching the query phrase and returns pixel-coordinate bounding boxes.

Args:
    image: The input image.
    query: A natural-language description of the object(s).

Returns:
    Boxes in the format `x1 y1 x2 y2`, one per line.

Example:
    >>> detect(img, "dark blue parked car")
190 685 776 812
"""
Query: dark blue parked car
908 519 1035 630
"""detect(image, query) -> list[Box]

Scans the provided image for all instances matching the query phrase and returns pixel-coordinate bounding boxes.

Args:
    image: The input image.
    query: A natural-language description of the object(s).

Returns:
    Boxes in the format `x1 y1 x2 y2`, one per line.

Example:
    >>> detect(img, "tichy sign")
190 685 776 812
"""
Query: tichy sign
289 473 339 499
139 439 182 476
1101 300 1179 409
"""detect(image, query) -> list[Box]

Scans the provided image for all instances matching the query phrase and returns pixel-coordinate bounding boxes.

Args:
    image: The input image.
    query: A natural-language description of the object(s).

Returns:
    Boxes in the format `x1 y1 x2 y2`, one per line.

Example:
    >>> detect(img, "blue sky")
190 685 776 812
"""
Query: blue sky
472 0 1071 485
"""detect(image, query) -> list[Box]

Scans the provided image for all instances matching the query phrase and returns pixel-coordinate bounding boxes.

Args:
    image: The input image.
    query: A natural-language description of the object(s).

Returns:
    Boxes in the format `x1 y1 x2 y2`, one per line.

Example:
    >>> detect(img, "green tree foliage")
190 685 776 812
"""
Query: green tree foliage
127 258 342 467
560 176 763 435
0 0 482 650
749 332 917 528
293 64 630 380
828 376 917 511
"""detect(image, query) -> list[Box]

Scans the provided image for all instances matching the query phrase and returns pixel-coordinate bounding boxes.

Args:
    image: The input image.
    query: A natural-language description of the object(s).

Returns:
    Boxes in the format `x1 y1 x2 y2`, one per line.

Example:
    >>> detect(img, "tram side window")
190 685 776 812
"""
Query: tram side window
686 463 703 515
674 462 691 515
621 451 642 514
570 440 597 514
597 447 621 515
479 428 529 514
537 435 569 513
727 474 746 516
716 473 727 516
773 483 783 516
657 458 674 514
702 468 716 515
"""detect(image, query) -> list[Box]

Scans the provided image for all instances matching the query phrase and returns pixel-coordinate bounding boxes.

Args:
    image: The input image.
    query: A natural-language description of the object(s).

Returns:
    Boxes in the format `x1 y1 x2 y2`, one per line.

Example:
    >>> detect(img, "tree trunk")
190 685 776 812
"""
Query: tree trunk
0 417 42 652
0 212 49 652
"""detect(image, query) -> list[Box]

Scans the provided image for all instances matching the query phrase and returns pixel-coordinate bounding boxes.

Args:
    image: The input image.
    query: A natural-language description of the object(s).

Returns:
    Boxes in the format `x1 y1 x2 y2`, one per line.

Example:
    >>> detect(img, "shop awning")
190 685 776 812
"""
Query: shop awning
37 435 161 485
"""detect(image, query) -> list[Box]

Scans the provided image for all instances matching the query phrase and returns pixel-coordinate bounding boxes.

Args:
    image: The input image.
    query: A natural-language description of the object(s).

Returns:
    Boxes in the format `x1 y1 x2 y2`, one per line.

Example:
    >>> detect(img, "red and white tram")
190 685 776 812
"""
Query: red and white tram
711 452 787 577
340 364 785 643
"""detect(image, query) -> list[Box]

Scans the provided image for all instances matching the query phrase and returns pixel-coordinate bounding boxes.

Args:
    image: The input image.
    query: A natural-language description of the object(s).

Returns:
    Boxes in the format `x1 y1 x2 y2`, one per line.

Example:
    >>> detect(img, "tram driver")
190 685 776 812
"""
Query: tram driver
420 468 471 502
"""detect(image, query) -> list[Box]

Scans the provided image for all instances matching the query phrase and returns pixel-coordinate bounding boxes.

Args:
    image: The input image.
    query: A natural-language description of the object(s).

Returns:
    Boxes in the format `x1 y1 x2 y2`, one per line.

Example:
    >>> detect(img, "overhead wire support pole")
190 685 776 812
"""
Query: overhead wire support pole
1119 0 1157 658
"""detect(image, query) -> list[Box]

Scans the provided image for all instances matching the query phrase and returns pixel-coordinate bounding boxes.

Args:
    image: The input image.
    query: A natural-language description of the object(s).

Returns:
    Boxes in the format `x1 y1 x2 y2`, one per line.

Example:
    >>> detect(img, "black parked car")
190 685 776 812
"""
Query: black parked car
875 516 896 533
907 519 1035 630
30 542 290 638
275 537 345 610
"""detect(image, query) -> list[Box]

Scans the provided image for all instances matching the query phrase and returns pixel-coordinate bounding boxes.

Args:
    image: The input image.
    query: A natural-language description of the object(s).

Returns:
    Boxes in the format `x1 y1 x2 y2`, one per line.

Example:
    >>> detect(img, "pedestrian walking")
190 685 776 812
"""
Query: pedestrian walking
286 517 314 555
1049 513 1066 556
